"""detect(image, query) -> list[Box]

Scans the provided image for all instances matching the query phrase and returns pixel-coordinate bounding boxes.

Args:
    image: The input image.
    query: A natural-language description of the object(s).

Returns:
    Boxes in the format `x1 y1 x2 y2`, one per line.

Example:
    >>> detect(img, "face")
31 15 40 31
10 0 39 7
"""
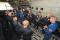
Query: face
23 9 25 11
22 20 29 28
8 12 12 16
29 9 32 13
13 17 17 21
50 17 56 23
27 7 30 10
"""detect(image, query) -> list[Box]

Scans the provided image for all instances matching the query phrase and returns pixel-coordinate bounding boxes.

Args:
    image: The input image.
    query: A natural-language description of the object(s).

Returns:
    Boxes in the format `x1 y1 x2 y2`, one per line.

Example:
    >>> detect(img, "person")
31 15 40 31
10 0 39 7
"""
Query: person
3 11 13 40
43 16 58 40
26 9 36 27
20 20 33 40
16 8 25 23
35 11 42 29
12 16 21 40
12 16 21 32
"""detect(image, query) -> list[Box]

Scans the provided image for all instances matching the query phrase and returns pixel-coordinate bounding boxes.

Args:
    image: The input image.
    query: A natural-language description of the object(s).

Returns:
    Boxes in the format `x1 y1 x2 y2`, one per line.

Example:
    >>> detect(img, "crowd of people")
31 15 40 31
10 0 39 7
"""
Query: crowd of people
0 7 59 40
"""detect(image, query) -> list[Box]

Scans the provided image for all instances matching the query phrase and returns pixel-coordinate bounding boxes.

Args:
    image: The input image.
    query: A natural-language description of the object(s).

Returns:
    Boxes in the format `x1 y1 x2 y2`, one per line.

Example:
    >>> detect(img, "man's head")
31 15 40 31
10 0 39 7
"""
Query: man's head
49 16 57 23
13 16 18 21
7 12 12 16
22 20 29 28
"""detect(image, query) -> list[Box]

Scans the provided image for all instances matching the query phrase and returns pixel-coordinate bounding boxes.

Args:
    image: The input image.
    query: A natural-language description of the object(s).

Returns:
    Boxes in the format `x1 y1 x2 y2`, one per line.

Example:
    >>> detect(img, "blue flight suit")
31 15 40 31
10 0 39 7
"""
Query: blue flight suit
16 11 25 23
43 22 58 40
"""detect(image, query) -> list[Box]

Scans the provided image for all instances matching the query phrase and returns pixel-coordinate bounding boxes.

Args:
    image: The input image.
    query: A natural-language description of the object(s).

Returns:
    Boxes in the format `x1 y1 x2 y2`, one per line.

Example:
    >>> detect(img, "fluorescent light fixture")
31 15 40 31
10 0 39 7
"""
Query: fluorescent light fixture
0 2 13 10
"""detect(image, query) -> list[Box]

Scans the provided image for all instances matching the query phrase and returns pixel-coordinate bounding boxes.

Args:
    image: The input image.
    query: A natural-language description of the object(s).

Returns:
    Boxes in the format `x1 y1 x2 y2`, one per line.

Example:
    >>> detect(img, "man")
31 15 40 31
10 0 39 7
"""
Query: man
16 8 25 23
12 16 21 40
3 11 13 40
43 16 58 40
20 20 33 40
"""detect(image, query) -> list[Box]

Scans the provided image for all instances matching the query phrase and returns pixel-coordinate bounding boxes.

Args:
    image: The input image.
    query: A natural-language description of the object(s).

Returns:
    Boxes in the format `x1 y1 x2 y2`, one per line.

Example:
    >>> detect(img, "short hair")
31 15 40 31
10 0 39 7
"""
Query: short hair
12 16 18 19
50 16 57 19
22 20 29 24
22 20 29 23
13 16 17 18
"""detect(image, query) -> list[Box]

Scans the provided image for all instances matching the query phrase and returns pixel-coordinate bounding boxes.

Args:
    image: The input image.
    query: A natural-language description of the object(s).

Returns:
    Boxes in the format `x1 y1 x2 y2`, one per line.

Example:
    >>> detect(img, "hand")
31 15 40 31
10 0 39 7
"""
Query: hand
49 29 52 32
43 25 47 29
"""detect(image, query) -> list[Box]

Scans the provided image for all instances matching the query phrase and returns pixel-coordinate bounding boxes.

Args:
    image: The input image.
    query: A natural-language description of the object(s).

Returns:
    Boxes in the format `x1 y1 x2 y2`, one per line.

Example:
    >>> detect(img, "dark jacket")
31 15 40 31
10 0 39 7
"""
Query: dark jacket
2 15 16 40
27 14 36 24
12 21 21 32
20 27 33 40
0 22 5 40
